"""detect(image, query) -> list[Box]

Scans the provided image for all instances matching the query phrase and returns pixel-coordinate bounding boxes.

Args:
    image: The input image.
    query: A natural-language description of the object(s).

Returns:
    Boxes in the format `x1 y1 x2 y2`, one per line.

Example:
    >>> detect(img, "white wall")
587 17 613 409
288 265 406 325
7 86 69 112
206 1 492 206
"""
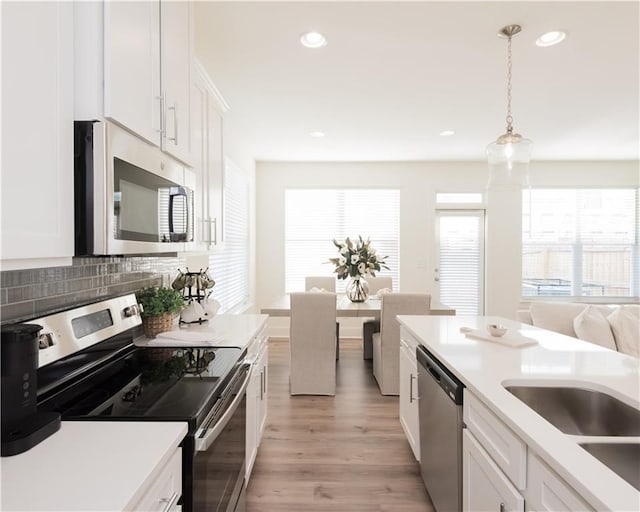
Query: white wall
255 160 639 336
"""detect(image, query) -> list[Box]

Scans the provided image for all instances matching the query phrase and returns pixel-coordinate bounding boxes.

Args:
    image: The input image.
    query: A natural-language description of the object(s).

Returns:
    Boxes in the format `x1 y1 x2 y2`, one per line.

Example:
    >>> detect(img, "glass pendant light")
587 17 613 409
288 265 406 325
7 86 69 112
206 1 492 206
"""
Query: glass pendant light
486 24 532 187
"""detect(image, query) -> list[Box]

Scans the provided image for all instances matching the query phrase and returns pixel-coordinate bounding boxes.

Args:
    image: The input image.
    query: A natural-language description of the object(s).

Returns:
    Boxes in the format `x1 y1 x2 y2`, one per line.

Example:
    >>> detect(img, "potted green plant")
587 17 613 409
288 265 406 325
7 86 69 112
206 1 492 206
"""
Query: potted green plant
136 286 185 338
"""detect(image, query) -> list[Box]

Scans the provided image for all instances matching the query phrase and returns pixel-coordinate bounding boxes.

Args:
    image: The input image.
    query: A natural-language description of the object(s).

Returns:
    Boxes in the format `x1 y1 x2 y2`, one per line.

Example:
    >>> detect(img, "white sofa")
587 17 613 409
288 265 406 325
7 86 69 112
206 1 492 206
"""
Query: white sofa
517 302 639 358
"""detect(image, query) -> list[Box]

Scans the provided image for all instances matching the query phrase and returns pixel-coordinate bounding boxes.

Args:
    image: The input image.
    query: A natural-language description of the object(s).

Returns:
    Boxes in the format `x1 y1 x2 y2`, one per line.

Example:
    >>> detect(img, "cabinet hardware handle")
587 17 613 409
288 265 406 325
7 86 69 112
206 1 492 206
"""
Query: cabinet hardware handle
409 373 414 403
434 277 440 282
168 103 178 144
211 217 217 245
159 492 179 512
263 365 267 399
156 94 165 135
499 502 505 512
260 369 264 400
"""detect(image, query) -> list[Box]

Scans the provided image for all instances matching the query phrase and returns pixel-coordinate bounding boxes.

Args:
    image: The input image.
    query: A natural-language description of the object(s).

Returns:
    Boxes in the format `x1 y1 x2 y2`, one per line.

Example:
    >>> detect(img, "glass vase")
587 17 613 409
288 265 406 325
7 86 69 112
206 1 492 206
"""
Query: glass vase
346 276 369 303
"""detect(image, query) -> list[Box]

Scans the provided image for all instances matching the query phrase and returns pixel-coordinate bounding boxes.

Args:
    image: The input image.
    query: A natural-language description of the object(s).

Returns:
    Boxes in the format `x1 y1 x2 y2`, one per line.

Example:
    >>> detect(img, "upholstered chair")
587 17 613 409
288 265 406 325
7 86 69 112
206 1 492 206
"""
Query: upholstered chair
362 275 393 359
289 292 337 395
304 276 336 292
305 276 340 359
373 293 431 395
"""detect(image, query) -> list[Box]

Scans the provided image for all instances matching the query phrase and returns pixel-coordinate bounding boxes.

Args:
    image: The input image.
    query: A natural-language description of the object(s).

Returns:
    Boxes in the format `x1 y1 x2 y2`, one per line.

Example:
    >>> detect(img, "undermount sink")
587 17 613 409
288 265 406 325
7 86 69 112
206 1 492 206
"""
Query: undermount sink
504 385 640 436
579 443 640 491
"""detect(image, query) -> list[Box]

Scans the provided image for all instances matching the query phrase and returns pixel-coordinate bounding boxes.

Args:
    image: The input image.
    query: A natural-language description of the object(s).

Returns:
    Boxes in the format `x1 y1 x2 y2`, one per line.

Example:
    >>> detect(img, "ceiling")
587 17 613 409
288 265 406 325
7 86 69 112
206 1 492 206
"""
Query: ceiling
194 1 639 162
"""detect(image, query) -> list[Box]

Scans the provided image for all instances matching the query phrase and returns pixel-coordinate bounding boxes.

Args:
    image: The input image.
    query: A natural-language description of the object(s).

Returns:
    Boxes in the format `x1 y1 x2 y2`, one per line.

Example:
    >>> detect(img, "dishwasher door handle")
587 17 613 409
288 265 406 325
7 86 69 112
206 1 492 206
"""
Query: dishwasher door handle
427 365 442 383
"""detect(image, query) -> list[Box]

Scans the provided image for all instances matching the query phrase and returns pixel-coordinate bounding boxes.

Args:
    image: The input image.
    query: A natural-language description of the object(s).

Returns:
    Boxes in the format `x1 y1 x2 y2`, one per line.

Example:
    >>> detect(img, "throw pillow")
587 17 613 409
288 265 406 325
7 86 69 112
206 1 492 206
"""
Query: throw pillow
607 308 640 358
572 306 617 351
529 302 588 337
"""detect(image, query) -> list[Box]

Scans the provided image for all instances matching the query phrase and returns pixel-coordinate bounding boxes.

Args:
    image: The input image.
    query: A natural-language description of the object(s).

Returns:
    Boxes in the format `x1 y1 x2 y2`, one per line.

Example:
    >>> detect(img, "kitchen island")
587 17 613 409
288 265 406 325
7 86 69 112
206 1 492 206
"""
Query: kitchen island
397 314 640 512
1 421 187 511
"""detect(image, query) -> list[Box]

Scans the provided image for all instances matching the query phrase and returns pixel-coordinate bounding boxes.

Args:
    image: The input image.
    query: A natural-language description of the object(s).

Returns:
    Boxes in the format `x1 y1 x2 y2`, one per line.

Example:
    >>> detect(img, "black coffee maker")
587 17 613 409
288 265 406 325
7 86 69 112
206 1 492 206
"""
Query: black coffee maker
1 323 60 456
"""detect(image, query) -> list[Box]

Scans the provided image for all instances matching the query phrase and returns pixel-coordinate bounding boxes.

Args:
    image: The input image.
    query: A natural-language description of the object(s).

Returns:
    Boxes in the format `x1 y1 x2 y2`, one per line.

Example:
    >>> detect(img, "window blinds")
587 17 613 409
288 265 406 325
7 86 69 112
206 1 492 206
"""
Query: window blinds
210 160 250 312
285 189 400 293
437 212 484 315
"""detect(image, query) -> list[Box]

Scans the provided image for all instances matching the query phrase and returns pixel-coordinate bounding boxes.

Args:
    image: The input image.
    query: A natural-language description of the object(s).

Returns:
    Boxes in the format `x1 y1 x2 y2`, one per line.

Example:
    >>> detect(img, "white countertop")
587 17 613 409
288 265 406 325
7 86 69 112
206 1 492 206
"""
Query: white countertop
397 314 640 512
134 314 268 349
1 421 187 511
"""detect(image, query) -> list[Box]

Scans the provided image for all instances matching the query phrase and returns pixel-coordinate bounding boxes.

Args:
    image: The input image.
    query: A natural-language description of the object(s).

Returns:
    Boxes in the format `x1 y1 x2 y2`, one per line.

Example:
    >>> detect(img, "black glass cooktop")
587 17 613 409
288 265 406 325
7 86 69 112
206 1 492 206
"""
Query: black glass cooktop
38 342 243 432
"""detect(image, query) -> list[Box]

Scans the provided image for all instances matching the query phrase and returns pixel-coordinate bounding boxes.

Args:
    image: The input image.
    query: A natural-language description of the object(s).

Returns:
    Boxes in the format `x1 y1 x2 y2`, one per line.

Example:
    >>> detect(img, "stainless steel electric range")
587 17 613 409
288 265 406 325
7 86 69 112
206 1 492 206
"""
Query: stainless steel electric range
27 293 248 512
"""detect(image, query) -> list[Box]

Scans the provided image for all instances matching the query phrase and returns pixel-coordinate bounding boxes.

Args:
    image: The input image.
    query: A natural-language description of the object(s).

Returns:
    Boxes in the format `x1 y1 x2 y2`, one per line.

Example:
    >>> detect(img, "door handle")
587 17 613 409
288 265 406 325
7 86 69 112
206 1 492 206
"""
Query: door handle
168 103 178 144
409 373 414 403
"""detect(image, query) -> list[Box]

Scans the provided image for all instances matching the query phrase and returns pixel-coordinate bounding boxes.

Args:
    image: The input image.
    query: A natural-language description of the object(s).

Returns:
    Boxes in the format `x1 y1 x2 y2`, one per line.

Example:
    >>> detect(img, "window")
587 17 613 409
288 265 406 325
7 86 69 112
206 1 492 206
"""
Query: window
285 189 400 292
210 159 250 312
522 189 639 298
436 210 485 315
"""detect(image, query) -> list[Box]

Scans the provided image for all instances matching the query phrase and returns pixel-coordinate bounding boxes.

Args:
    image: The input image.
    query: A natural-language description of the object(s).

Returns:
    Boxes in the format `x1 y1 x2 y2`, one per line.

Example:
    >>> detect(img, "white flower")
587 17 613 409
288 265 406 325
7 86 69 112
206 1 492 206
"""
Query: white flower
351 254 359 265
370 248 376 255
339 256 346 266
340 246 349 255
357 262 366 274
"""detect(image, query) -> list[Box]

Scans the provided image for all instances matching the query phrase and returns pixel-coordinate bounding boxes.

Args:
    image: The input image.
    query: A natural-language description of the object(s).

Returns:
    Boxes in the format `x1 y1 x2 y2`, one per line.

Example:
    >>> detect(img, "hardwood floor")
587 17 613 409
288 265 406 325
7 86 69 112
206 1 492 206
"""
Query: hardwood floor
247 338 435 512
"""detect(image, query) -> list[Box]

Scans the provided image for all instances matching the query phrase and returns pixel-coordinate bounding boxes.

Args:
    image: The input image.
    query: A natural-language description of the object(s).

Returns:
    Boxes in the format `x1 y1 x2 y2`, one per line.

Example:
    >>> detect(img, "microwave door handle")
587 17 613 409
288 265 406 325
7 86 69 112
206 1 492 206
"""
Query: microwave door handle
194 368 250 452
168 187 188 236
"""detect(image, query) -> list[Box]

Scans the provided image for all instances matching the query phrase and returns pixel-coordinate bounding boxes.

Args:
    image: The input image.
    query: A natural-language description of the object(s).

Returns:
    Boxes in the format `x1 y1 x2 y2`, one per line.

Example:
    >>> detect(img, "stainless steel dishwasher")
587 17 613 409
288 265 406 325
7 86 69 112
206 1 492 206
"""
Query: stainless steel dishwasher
417 345 464 512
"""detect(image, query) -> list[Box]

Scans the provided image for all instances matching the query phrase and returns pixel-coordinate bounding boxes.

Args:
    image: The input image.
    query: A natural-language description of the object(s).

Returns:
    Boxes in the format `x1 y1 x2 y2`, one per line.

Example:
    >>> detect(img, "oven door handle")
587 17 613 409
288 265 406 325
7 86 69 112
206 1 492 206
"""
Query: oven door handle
194 367 250 452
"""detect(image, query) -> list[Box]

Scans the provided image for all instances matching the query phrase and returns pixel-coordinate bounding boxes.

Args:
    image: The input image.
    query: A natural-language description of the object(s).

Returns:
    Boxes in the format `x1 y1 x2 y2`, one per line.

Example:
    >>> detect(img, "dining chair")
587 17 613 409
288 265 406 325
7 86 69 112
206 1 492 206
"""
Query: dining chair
305 275 340 359
304 276 336 292
289 292 337 395
362 275 393 360
373 293 431 395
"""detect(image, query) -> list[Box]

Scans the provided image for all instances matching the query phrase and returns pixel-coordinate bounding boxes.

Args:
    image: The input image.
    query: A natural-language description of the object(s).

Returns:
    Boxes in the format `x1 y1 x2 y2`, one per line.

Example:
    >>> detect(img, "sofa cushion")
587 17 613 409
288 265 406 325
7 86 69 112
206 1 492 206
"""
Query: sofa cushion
529 302 588 337
572 306 617 351
607 307 640 358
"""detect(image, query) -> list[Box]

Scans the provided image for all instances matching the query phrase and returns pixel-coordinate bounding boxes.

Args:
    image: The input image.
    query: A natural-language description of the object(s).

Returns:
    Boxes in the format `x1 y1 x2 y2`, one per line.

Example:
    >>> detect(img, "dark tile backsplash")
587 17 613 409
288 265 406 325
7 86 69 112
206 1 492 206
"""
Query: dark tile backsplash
0 255 185 324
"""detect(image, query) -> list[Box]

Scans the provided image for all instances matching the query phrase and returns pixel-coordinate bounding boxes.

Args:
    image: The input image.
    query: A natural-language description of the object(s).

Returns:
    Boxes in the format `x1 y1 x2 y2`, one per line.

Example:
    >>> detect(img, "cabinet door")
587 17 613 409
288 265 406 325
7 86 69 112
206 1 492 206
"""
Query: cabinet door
399 343 420 461
161 0 193 165
1 1 74 268
245 364 259 482
190 69 209 251
206 102 224 250
257 342 269 439
463 430 524 512
103 0 161 146
526 453 594 512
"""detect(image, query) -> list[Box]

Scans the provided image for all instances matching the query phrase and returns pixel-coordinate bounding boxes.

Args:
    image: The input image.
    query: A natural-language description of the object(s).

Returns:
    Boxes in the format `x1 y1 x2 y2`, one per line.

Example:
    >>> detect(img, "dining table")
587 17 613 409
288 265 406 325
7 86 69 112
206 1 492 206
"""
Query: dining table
260 294 456 318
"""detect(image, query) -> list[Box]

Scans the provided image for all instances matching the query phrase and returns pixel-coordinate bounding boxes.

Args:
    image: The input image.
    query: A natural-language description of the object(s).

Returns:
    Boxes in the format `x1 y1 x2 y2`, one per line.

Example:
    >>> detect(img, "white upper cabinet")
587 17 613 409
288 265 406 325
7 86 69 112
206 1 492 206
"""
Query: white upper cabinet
75 0 193 166
191 61 225 252
160 0 194 165
1 1 74 269
103 1 161 147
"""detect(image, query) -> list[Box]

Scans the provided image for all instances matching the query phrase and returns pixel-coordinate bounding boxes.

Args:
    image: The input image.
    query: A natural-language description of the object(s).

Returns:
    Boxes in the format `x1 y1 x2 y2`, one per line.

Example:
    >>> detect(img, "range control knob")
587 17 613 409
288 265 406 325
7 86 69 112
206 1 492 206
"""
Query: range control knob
38 332 55 349
123 304 142 318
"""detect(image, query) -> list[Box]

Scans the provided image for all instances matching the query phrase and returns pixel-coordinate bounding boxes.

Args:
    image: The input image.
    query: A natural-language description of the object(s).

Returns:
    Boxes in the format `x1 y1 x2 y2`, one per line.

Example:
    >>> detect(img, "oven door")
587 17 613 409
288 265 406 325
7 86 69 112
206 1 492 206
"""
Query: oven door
192 364 250 512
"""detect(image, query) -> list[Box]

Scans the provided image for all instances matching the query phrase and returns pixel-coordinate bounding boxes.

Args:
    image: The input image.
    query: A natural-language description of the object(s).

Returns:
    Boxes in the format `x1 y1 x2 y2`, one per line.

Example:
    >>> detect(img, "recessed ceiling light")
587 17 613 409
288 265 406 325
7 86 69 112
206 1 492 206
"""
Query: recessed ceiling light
439 130 456 137
300 31 327 49
309 131 325 138
536 30 567 47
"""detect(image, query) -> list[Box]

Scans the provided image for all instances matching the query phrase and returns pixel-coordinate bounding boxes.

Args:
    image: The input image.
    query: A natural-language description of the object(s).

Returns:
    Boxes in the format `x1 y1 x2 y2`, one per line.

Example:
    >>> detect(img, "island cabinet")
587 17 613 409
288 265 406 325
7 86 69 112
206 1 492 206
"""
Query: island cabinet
132 447 182 511
75 0 194 166
1 1 74 269
463 390 526 512
399 331 421 461
463 390 594 512
191 61 225 252
246 324 269 481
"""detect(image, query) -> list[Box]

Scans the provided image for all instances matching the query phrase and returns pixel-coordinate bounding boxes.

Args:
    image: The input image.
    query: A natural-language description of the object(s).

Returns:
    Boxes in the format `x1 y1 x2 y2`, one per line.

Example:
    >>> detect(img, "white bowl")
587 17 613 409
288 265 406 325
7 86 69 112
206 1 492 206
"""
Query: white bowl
487 324 507 337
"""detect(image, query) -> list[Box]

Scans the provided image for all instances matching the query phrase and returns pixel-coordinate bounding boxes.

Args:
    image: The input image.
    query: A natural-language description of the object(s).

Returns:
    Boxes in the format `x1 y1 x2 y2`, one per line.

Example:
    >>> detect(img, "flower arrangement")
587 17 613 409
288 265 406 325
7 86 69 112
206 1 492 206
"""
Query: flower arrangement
329 236 389 280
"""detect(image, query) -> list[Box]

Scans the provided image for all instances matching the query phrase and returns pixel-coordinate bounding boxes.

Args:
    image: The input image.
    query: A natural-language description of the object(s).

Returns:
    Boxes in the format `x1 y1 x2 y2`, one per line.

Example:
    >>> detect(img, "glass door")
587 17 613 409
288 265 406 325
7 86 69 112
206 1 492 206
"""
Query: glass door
435 210 485 315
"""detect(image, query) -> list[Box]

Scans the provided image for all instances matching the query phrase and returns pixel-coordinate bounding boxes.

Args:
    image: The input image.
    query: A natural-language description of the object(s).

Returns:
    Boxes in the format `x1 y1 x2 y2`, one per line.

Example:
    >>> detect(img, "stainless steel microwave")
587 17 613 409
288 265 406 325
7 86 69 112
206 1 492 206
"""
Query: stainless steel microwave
74 120 195 255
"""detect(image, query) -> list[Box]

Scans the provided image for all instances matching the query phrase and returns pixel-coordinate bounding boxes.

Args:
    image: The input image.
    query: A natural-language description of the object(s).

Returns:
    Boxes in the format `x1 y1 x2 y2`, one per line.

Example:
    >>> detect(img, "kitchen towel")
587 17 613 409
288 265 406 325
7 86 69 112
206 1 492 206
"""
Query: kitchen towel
152 330 228 344
460 327 538 348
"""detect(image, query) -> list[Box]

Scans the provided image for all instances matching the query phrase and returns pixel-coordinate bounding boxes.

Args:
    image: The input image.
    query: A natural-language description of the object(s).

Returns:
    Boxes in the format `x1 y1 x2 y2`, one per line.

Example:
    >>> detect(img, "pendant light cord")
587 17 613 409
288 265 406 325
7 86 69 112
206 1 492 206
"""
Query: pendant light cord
506 34 514 134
